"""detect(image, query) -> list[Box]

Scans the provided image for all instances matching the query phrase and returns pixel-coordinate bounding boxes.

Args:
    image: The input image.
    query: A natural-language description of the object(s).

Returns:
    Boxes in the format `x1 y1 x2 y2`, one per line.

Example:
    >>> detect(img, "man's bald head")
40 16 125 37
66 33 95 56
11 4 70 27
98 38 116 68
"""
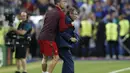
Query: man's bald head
21 12 27 16
20 11 28 21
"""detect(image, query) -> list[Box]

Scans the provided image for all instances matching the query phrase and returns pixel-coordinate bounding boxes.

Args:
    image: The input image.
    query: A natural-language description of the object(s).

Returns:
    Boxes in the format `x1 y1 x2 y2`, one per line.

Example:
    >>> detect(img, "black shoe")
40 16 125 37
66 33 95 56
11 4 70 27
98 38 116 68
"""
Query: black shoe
15 71 20 73
22 72 27 73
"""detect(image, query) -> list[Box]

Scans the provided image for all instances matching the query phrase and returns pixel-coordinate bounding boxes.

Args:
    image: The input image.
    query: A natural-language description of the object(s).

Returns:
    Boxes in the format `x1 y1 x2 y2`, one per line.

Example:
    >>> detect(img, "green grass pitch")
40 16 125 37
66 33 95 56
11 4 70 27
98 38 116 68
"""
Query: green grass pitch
0 60 130 73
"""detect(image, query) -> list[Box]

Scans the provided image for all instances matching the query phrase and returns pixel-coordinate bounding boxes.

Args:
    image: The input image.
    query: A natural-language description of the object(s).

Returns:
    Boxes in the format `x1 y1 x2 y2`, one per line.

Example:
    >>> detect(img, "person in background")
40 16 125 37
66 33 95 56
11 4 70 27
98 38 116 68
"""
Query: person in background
95 15 108 57
119 14 129 57
122 3 130 21
78 13 93 59
102 0 117 17
79 0 92 18
105 13 119 59
92 0 103 21
23 0 36 14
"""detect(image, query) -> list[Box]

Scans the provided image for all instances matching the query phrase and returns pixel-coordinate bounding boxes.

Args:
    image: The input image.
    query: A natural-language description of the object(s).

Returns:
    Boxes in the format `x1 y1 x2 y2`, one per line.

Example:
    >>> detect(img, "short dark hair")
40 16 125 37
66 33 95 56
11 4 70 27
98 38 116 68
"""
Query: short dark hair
54 0 61 4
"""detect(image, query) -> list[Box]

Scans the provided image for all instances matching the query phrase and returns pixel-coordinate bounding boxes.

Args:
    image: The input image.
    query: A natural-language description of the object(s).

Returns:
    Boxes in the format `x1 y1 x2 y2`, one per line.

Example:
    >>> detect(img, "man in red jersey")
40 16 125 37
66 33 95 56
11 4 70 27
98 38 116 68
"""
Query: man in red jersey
38 0 68 73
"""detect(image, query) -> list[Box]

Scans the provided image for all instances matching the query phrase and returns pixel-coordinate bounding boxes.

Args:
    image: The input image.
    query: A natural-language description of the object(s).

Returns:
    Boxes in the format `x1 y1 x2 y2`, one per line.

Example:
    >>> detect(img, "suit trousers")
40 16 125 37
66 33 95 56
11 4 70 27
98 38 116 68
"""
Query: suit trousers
59 47 74 73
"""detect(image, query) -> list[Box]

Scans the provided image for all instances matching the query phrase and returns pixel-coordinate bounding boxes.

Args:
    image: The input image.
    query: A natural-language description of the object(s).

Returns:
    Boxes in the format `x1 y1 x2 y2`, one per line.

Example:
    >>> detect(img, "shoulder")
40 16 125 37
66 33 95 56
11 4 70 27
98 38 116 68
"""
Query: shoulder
65 15 72 23
45 8 60 19
47 8 59 16
24 21 32 27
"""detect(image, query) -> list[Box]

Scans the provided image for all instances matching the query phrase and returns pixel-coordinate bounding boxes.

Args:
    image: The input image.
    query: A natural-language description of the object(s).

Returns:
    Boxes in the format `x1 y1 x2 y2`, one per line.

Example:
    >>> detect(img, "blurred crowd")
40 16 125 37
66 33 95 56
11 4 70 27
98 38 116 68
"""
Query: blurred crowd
0 0 130 60
73 0 130 60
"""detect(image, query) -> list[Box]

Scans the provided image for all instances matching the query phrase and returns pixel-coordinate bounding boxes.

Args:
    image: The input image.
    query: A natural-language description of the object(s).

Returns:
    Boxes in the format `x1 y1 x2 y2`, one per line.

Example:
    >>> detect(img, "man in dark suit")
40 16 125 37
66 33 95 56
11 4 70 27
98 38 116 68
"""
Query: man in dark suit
55 1 78 73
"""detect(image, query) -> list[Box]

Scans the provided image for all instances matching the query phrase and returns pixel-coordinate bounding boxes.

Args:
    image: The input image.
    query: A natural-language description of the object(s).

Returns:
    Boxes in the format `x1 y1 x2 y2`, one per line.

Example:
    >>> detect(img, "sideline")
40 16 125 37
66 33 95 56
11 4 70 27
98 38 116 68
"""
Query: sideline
0 62 40 73
109 67 130 73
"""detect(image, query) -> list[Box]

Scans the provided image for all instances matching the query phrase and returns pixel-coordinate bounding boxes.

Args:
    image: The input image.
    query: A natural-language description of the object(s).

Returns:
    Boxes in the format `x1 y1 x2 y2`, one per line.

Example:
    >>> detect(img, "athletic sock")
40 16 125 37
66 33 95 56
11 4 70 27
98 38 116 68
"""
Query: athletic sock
42 71 46 73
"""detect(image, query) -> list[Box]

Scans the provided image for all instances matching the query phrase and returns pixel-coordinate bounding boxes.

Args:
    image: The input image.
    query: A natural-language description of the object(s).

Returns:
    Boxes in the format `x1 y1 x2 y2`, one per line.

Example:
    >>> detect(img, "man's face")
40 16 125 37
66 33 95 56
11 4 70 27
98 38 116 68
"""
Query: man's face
20 12 27 21
69 10 78 20
59 0 67 9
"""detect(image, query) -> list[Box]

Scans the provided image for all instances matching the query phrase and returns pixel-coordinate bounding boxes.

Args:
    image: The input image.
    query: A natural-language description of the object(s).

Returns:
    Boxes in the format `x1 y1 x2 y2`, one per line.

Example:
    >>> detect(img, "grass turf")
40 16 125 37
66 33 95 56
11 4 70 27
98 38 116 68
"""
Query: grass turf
0 60 130 73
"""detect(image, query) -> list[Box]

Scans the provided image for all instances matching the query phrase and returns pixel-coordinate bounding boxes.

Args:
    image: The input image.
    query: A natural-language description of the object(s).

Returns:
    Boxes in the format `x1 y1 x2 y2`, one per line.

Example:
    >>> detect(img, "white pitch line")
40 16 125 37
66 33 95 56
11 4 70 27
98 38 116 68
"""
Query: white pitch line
109 67 130 73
